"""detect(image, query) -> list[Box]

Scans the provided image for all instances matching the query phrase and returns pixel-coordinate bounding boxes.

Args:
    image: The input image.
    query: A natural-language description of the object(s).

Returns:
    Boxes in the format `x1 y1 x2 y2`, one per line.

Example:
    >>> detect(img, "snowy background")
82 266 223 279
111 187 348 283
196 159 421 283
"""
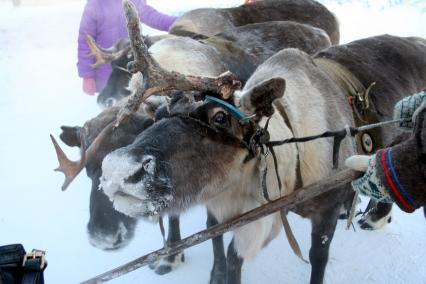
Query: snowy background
0 0 425 283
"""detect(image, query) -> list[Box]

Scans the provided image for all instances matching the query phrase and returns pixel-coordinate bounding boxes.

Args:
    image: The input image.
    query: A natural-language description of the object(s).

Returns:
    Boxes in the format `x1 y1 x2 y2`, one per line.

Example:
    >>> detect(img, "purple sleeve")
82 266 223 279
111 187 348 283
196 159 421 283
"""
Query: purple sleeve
76 0 97 78
135 0 178 31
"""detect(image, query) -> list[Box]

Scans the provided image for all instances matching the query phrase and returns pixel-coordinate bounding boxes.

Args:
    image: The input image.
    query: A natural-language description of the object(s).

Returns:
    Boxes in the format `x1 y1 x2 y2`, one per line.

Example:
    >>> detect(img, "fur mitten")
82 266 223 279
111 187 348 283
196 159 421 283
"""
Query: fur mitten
346 155 393 203
393 90 426 129
346 98 426 213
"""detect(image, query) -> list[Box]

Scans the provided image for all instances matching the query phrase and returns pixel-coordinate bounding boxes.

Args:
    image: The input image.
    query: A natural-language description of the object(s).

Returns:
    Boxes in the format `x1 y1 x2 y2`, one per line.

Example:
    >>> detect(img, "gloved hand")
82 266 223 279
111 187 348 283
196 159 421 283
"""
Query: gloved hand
345 102 426 212
83 77 96 96
345 155 394 203
393 90 426 129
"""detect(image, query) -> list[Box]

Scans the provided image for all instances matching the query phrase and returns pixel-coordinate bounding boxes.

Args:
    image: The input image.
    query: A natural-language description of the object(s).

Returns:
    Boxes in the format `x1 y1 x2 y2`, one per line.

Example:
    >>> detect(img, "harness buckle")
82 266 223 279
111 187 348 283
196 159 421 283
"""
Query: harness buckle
23 250 47 269
263 146 270 157
248 127 270 156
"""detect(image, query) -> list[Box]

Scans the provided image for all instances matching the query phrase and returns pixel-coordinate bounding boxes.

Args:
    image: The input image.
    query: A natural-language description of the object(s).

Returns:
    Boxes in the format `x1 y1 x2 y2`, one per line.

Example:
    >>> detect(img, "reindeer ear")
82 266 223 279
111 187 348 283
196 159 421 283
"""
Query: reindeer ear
60 126 82 147
240 78 286 118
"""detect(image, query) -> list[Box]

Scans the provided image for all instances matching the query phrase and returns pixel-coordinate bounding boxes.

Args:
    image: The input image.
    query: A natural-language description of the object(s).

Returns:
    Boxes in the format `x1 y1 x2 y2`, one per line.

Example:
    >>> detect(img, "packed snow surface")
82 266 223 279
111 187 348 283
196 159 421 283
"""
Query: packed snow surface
0 1 425 283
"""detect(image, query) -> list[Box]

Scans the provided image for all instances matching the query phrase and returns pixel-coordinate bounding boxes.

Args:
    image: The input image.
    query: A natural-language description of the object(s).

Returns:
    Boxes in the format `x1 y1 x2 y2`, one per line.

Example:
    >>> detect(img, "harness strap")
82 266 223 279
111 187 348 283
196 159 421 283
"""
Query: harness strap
261 160 272 202
158 216 168 248
260 117 307 263
22 257 45 284
314 57 383 154
295 154 304 190
280 210 309 264
266 128 353 169
205 95 252 123
314 57 366 103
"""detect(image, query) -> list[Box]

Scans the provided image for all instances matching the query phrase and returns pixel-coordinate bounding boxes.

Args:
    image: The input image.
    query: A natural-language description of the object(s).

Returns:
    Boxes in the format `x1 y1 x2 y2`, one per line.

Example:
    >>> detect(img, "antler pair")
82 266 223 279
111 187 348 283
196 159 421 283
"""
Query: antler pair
51 0 241 191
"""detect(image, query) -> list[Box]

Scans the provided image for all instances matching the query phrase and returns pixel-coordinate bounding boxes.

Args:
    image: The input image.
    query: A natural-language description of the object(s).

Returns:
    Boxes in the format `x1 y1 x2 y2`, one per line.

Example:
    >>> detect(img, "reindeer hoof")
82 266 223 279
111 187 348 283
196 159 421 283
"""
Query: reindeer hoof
358 212 392 230
149 252 185 275
209 264 226 284
209 273 226 284
358 219 374 230
153 264 172 275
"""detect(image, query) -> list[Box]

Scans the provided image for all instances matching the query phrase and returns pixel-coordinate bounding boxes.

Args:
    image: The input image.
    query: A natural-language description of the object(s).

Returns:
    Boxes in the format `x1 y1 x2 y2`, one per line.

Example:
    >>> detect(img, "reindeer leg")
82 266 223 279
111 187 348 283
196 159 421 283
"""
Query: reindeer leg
226 238 243 284
149 214 184 275
207 210 227 284
290 182 355 284
308 205 339 284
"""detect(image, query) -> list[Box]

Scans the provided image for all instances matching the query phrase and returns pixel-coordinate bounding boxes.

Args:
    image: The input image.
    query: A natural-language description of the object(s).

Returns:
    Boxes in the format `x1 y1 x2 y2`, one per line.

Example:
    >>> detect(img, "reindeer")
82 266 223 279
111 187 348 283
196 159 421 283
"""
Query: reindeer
53 106 151 249
94 21 332 109
99 35 426 284
52 98 189 273
169 0 340 44
53 19 334 276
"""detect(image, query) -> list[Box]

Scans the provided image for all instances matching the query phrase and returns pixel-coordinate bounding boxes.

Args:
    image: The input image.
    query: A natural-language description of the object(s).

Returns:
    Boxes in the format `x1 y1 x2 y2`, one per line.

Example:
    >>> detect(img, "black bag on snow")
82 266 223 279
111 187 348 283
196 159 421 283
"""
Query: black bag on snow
0 244 46 284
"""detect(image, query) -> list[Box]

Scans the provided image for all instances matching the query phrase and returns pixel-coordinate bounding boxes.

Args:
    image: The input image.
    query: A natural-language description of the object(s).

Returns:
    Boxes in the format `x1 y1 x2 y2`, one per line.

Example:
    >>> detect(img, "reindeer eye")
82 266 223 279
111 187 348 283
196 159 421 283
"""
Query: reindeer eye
213 111 228 125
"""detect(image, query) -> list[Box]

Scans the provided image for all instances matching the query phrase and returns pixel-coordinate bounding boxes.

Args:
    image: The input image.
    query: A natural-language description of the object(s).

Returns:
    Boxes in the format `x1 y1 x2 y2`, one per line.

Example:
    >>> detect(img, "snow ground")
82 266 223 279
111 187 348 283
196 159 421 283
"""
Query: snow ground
0 1 425 283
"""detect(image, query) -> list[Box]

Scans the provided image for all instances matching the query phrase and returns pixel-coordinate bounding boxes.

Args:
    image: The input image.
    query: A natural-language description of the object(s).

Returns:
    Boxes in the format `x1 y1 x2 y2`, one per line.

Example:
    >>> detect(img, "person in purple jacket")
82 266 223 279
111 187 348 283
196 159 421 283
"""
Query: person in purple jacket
77 0 177 96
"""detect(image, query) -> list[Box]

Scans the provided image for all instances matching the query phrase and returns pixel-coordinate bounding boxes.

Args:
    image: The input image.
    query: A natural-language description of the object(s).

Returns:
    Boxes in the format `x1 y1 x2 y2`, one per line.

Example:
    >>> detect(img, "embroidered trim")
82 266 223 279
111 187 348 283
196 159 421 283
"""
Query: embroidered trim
387 148 420 209
380 149 414 212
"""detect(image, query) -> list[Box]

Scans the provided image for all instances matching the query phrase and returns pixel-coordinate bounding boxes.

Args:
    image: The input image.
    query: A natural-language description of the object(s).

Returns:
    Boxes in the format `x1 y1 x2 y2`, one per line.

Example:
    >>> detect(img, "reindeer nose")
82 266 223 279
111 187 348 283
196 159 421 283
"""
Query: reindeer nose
141 155 156 175
123 155 156 184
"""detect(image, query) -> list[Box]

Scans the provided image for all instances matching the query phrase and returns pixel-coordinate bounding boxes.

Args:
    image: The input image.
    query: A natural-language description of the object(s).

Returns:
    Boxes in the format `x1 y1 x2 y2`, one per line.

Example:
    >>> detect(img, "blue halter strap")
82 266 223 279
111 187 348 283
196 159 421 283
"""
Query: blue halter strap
205 95 251 124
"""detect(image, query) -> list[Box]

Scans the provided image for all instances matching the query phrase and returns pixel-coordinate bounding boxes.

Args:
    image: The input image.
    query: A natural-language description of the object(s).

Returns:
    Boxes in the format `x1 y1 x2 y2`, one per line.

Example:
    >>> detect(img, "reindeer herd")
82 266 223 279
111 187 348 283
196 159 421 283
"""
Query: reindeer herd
51 0 426 283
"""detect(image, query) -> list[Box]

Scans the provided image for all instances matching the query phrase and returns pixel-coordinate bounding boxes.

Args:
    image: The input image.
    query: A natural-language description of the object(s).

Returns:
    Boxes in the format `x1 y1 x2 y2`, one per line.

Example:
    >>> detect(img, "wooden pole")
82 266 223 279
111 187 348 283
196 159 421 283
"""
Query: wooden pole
81 168 361 284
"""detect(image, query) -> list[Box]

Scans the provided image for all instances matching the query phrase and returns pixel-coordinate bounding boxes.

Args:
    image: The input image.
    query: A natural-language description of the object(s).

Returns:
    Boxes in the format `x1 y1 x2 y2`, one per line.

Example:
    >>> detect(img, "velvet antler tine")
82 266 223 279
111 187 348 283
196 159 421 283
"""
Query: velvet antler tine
85 33 129 68
116 0 242 127
85 33 110 68
122 0 150 72
50 121 116 191
50 134 85 191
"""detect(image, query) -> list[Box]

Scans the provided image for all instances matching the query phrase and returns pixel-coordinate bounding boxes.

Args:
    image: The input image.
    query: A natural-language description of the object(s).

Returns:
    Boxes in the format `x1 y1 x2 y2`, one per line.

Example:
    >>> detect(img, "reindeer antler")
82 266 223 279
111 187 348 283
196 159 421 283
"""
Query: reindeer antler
115 0 242 126
85 33 131 68
50 134 86 191
51 0 241 190
50 121 116 191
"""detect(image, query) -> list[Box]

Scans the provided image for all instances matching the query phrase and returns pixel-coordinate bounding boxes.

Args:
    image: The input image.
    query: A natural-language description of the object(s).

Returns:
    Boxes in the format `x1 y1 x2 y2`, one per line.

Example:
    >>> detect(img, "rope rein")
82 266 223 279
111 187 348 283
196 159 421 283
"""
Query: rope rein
262 117 408 169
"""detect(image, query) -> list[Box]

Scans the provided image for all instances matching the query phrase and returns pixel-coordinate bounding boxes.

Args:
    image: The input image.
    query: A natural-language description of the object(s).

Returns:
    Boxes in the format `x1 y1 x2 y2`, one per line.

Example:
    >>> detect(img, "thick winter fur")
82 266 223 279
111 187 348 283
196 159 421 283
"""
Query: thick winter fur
170 0 340 44
214 21 331 66
100 35 426 284
80 19 333 278
98 21 331 109
316 35 426 146
231 48 357 258
59 103 188 273
99 0 338 108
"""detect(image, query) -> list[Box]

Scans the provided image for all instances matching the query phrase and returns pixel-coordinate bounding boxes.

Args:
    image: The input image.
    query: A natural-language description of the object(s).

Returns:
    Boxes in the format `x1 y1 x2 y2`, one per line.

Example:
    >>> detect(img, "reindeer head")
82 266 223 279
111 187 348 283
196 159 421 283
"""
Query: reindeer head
99 77 286 218
85 34 133 109
89 0 286 219
51 106 156 249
